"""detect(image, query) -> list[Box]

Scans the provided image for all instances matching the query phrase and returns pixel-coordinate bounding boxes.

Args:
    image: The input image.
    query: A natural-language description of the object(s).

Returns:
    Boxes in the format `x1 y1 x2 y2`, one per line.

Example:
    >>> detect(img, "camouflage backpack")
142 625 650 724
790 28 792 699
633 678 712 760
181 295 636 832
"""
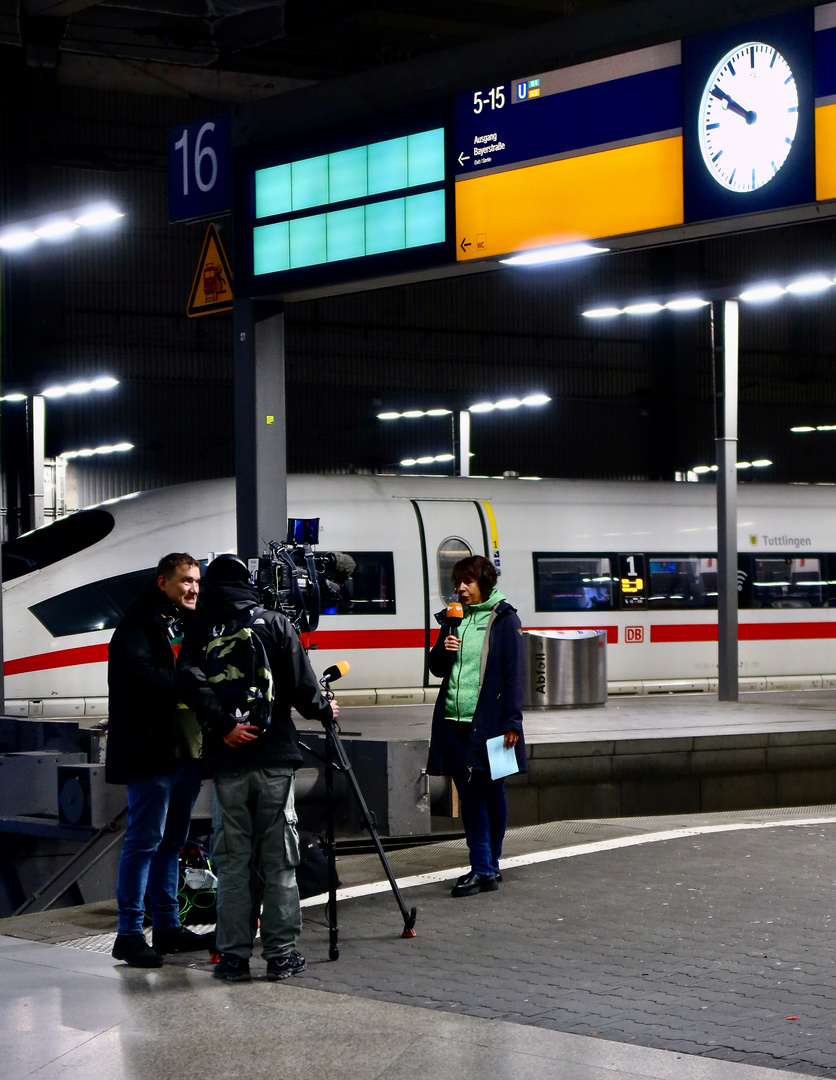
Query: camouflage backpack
203 607 274 731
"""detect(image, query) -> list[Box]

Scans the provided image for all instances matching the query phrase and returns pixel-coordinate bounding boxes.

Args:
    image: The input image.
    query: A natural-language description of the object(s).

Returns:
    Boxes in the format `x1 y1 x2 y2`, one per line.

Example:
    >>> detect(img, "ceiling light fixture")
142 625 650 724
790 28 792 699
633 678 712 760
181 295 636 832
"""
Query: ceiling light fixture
500 242 610 266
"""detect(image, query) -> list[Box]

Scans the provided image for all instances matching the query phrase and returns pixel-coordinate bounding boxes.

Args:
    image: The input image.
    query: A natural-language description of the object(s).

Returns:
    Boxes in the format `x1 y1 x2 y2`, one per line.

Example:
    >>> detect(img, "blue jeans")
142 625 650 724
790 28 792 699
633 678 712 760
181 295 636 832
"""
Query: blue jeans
115 762 202 936
442 720 508 877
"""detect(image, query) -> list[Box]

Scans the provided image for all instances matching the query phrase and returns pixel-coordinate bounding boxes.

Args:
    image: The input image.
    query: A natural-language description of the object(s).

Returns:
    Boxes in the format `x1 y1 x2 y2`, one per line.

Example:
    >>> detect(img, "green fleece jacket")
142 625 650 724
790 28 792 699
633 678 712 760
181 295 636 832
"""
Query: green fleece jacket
443 587 506 722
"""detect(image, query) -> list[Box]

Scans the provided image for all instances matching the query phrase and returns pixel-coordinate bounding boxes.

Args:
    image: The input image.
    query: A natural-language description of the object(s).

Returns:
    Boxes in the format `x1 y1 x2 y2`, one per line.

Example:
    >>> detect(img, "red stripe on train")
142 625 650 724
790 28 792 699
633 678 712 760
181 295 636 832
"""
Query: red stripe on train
10 622 835 678
651 622 836 643
5 629 431 676
5 643 110 676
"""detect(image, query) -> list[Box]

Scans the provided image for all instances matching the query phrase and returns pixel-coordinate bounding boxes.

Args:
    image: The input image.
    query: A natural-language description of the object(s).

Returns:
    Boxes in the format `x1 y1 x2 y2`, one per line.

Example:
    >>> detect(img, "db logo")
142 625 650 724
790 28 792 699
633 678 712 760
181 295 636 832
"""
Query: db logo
625 626 644 643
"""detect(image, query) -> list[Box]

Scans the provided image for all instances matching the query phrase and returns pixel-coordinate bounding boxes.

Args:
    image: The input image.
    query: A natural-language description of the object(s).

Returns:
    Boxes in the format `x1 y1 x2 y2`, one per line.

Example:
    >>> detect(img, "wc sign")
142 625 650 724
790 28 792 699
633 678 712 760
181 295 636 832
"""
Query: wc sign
625 626 644 643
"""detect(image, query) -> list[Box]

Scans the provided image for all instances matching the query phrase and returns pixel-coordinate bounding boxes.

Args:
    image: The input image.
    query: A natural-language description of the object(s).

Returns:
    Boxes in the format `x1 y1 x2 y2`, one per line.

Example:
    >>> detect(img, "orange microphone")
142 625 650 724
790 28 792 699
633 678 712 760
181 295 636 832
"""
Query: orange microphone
321 660 350 685
446 602 464 636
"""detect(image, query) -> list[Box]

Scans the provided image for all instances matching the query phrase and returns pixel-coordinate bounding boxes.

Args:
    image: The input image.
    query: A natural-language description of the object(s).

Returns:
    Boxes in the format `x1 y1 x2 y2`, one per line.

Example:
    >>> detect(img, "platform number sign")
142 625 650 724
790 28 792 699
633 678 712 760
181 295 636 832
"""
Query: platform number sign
618 553 647 610
168 113 231 224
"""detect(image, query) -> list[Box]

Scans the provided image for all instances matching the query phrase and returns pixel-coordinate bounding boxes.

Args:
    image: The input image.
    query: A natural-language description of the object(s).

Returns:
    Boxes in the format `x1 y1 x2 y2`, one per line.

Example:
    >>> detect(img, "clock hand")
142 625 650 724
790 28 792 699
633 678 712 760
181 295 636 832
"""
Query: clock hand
710 86 756 124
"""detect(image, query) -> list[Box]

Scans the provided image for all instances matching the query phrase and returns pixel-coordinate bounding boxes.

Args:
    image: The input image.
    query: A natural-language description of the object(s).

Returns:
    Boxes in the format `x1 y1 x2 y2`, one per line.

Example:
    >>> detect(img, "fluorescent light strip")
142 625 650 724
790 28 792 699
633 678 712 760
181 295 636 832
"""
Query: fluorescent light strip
500 243 610 266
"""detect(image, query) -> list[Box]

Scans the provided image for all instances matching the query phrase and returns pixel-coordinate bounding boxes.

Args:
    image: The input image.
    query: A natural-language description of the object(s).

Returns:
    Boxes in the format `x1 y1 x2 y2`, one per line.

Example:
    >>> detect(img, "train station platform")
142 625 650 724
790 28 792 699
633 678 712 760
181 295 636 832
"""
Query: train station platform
2 803 835 1080
3 690 836 1079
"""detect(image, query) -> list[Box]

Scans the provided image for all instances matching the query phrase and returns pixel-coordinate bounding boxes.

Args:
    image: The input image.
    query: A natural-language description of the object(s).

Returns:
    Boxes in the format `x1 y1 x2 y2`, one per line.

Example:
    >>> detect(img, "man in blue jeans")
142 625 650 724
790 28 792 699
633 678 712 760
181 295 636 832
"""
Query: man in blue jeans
106 553 214 967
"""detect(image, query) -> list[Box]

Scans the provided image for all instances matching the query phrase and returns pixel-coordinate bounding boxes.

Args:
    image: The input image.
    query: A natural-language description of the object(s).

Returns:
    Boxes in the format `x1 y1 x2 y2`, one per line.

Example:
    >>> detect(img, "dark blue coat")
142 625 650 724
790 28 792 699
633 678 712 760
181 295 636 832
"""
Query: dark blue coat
426 599 527 777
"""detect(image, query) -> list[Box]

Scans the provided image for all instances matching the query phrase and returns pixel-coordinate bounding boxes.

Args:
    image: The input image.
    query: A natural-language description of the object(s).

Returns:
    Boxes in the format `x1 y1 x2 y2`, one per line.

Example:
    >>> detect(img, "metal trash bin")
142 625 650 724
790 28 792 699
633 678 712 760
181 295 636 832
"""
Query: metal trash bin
522 629 607 709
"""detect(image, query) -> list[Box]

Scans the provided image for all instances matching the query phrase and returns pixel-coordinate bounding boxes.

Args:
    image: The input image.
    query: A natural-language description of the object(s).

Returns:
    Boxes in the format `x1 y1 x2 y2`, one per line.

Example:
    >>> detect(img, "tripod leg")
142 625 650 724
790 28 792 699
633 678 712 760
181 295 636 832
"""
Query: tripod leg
329 726 417 937
324 726 340 960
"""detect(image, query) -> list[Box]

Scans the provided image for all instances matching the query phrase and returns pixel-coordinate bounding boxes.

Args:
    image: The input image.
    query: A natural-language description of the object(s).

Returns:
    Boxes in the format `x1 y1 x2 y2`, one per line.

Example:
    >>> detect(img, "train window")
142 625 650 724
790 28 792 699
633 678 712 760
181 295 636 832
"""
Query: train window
29 567 155 637
2 508 115 582
533 555 615 612
647 556 718 609
437 536 472 605
323 551 396 615
751 556 825 608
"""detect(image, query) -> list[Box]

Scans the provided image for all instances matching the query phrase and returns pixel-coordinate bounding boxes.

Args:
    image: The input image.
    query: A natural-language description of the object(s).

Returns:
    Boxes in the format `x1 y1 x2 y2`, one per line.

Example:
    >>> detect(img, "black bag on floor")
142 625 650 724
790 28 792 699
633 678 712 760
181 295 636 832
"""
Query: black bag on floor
296 835 337 899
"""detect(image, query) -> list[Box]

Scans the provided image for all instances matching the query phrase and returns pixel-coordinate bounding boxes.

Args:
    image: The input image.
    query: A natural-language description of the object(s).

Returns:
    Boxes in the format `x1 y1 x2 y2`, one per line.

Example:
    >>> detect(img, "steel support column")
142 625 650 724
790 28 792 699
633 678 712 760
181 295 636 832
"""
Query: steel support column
713 299 739 702
233 299 287 560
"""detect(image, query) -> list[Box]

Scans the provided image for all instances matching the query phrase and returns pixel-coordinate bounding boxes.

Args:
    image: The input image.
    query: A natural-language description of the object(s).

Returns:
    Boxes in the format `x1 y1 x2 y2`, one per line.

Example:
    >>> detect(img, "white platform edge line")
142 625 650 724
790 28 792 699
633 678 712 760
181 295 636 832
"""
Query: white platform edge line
300 814 836 907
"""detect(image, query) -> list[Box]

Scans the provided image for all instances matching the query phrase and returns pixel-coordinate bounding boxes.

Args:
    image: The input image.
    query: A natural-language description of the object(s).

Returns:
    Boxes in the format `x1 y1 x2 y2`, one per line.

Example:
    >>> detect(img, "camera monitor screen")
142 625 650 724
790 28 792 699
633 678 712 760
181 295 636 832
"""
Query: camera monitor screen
287 517 320 545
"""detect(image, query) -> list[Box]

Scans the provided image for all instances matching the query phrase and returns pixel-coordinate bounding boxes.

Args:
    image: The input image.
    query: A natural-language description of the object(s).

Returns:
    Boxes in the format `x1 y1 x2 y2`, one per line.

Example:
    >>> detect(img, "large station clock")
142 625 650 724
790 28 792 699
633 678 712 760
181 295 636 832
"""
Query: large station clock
698 41 799 193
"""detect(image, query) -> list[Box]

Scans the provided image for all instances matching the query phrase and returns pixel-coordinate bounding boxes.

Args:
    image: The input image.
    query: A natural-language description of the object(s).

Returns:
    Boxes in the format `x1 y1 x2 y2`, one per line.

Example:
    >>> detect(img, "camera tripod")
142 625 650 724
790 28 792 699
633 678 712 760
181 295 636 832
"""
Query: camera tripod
299 674 417 960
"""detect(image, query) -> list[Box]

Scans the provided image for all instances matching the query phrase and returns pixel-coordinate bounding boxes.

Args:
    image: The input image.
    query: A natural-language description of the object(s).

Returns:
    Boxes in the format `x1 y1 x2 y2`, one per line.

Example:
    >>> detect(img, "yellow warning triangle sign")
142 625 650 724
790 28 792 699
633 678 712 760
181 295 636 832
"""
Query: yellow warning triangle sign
187 222 233 317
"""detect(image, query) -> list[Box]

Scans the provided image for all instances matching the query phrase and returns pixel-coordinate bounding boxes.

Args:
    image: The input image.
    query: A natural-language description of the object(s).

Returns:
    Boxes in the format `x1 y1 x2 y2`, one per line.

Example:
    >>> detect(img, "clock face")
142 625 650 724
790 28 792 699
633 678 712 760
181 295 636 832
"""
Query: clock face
698 41 799 193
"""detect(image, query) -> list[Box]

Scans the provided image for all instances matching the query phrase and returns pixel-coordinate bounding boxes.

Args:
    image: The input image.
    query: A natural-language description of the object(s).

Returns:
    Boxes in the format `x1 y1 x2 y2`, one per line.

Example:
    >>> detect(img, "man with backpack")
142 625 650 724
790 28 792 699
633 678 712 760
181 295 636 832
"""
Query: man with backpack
177 553 338 982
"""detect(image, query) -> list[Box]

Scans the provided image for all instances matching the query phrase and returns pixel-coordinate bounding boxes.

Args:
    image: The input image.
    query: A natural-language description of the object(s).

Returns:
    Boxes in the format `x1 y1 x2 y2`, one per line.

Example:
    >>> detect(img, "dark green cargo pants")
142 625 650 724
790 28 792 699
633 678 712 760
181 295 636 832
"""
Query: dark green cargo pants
211 765 301 960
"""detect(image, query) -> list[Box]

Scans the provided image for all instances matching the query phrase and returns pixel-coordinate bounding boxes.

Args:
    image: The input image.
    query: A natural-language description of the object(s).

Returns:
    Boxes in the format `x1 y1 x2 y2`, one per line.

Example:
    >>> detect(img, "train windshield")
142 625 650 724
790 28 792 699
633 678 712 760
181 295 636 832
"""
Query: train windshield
2 509 115 581
29 567 155 637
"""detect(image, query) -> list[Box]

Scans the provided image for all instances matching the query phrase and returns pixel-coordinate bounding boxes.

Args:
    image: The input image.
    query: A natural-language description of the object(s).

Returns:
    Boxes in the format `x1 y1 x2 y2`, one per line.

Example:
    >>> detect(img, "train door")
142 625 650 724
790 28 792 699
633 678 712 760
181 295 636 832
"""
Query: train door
411 499 491 687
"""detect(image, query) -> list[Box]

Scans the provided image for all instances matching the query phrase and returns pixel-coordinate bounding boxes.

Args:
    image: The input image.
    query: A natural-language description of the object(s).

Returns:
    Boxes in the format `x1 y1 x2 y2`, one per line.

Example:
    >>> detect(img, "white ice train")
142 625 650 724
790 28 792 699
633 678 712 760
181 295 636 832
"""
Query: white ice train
4 474 836 717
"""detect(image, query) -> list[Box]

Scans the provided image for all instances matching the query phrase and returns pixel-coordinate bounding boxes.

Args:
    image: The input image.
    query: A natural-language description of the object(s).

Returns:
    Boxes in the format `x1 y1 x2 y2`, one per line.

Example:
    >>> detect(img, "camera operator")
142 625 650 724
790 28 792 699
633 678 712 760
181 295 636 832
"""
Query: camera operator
177 553 338 983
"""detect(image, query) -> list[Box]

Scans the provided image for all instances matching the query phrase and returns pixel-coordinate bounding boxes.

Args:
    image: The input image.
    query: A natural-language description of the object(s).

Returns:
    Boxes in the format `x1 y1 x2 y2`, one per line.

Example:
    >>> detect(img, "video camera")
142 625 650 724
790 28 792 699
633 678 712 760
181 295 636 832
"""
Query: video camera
248 517 355 636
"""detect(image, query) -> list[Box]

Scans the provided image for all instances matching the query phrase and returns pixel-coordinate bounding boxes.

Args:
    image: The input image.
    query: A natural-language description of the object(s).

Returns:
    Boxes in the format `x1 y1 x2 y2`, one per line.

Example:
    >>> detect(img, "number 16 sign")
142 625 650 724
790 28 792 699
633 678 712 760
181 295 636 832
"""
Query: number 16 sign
168 113 231 224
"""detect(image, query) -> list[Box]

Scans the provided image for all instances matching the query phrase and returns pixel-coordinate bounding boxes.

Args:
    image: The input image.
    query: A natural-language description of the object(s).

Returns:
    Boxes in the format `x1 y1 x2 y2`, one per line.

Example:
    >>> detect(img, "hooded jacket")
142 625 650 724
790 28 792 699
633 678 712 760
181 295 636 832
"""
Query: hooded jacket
426 596 527 777
105 576 195 785
176 555 333 774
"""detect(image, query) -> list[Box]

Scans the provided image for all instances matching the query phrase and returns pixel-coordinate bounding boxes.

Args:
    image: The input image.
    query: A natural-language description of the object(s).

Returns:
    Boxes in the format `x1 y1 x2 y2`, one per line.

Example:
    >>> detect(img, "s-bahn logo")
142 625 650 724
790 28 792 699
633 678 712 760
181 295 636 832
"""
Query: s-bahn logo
625 626 644 643
750 535 758 546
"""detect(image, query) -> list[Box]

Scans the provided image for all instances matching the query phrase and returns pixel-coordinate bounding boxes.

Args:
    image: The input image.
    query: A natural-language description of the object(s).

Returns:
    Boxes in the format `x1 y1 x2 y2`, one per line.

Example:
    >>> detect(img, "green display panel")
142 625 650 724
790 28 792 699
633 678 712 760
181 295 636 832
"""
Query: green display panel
251 127 446 277
253 191 445 274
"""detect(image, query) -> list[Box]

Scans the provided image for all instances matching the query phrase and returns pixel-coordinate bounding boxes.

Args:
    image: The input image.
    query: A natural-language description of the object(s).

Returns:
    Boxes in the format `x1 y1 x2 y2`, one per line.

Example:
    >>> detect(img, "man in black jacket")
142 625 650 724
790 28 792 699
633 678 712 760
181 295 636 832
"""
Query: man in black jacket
177 554 338 983
107 553 213 967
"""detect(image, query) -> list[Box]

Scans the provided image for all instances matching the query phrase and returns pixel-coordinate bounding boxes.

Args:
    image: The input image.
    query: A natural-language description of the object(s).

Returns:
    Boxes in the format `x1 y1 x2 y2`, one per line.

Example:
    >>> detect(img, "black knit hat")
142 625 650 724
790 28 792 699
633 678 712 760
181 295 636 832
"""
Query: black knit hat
203 554 259 611
204 553 250 587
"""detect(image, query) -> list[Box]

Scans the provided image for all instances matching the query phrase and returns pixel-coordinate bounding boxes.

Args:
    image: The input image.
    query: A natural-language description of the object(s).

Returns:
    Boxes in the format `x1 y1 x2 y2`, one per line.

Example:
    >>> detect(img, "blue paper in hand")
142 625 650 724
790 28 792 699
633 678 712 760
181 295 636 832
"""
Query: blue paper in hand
486 735 519 780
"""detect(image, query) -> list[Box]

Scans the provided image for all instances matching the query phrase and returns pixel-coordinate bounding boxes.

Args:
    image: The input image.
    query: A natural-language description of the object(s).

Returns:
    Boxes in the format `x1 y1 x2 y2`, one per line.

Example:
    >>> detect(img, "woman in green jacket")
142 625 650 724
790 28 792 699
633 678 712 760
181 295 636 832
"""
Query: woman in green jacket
427 555 526 897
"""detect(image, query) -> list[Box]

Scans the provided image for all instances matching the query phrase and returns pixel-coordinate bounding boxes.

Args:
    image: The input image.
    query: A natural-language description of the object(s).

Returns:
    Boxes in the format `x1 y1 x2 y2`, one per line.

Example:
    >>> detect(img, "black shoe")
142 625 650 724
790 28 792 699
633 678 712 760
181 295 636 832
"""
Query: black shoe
456 869 502 886
266 951 307 981
213 955 251 982
152 925 216 954
451 870 498 897
112 933 163 968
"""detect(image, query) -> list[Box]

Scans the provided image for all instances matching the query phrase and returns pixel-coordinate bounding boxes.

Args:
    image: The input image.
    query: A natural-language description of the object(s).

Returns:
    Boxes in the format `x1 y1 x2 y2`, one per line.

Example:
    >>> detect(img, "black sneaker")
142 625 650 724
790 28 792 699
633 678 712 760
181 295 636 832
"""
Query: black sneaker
265 951 307 981
152 925 216 954
213 954 251 982
112 933 163 968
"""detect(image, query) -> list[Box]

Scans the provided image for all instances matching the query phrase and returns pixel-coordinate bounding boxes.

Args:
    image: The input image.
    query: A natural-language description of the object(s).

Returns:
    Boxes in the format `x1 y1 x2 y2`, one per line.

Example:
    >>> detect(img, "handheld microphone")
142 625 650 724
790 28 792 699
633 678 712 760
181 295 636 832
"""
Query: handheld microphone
319 656 347 699
446 602 464 637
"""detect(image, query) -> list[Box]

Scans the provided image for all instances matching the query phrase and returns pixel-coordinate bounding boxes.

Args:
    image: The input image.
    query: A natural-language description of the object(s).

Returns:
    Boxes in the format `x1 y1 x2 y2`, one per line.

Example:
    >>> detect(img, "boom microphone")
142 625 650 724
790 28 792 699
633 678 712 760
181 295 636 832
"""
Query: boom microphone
446 602 464 636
